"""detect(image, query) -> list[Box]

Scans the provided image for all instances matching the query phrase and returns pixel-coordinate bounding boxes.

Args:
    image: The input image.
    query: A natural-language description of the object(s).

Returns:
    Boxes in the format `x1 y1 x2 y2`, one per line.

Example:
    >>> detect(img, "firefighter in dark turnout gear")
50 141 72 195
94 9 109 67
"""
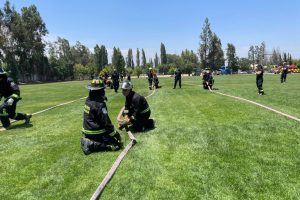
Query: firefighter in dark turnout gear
147 68 154 90
173 67 182 89
256 65 264 95
202 68 214 90
0 68 31 129
281 62 288 83
111 69 120 93
120 80 155 132
81 79 122 155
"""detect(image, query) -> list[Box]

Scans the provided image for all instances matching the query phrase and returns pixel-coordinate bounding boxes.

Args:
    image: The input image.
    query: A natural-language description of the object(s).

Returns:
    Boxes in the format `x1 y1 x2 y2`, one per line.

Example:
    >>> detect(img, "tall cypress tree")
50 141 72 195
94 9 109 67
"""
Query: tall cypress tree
136 48 140 67
199 17 212 69
226 43 238 72
141 49 146 68
160 43 167 64
126 48 133 68
100 45 108 68
154 53 159 67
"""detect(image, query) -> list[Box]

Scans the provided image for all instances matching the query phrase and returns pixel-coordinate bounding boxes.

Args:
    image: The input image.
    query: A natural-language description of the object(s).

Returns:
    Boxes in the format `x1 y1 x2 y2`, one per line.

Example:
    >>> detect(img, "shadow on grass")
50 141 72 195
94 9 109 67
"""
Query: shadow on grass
10 123 33 130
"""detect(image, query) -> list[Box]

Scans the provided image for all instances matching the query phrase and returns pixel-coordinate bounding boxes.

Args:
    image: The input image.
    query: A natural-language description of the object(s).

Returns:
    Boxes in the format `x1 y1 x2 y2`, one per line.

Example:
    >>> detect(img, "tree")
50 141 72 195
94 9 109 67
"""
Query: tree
0 1 48 81
160 43 167 64
126 48 134 68
238 58 251 71
71 41 91 66
181 49 199 75
226 43 238 72
208 33 224 70
199 17 212 69
112 47 125 74
94 44 108 73
154 53 159 68
136 48 140 67
141 48 146 68
134 67 142 78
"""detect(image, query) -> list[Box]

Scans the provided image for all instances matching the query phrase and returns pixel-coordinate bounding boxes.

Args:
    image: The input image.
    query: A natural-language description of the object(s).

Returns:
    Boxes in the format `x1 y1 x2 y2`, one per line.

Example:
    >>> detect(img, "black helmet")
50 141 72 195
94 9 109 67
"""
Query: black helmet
86 79 106 90
0 68 7 75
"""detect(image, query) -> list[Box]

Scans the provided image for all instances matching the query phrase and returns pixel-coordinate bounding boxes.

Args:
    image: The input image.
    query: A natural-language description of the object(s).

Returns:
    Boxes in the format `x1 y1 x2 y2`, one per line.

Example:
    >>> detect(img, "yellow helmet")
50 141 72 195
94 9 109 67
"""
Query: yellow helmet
86 79 106 90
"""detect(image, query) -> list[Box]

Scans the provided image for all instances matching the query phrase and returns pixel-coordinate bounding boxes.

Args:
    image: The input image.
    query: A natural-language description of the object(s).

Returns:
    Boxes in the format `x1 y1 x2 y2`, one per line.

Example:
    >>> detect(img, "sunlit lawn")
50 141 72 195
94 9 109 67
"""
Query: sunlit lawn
0 74 299 199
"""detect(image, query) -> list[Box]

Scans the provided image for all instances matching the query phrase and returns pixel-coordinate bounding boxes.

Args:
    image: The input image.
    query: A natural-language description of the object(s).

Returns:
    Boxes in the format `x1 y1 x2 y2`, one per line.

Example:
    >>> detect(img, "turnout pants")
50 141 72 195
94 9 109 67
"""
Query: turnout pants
0 101 26 128
113 81 119 92
256 77 264 94
174 78 181 88
131 111 154 132
281 73 287 83
83 131 122 152
148 78 153 89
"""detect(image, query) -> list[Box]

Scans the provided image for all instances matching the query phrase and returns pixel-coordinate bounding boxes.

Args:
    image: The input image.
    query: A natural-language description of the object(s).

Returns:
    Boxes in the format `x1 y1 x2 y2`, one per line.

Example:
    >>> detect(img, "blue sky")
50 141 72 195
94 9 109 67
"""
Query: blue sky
3 0 300 60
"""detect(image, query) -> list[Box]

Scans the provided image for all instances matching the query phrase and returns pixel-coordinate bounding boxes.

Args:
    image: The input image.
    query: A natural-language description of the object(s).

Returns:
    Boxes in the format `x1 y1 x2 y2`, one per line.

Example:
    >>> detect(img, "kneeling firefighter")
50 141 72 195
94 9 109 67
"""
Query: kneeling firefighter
0 68 32 129
119 80 155 132
81 79 122 155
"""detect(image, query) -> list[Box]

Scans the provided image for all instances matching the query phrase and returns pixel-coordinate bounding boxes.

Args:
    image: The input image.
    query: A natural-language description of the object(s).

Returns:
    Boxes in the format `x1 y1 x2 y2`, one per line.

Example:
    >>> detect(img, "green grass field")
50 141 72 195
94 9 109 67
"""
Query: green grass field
0 74 300 199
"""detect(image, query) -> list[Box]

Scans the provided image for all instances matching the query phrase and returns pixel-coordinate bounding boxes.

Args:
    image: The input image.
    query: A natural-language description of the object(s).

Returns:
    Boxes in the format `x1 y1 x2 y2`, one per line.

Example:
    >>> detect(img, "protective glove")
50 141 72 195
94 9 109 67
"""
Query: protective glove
6 98 14 106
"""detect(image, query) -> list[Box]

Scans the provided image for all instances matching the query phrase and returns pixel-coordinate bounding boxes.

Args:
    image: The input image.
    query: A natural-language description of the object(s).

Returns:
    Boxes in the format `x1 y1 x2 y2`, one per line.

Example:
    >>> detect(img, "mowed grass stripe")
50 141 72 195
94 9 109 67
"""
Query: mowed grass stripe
1 77 300 199
100 78 300 199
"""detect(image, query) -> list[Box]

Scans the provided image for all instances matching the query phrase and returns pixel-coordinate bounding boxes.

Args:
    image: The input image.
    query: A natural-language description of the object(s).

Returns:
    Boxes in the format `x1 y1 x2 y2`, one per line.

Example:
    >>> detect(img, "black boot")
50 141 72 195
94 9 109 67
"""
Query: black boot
80 138 94 155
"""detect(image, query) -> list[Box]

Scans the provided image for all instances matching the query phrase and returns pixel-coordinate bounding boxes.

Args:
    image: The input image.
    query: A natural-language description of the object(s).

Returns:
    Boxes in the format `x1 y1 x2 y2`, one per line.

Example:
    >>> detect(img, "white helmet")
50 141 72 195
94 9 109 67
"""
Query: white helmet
121 80 133 90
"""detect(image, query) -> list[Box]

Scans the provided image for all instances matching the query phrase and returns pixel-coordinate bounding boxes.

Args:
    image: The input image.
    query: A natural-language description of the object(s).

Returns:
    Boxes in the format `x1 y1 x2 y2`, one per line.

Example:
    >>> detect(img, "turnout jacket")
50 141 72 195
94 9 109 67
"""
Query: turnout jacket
111 71 119 82
282 65 288 74
82 96 114 135
125 91 150 121
0 77 21 101
174 68 182 79
203 73 213 83
256 66 264 79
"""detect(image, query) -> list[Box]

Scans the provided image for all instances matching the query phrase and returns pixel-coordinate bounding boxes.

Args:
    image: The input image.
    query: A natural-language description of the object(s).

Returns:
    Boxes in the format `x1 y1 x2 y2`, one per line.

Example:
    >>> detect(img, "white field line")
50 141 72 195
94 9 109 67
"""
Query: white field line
0 97 87 130
91 88 156 200
185 82 300 123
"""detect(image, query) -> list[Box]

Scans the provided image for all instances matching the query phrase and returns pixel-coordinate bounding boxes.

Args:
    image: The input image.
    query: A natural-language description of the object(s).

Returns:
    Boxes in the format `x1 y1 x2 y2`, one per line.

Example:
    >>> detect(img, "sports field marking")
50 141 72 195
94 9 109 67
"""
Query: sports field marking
185 82 300 123
214 91 300 123
90 88 156 200
0 97 87 131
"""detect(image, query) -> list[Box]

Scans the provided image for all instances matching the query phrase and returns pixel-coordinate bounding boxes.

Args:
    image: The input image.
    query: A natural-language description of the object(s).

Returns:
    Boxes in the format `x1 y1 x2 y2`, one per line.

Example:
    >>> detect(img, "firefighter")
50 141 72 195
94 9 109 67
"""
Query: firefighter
202 68 214 90
173 67 182 89
153 73 161 89
81 78 122 155
120 80 155 132
0 68 32 130
281 62 288 83
147 68 154 90
256 64 264 95
127 73 131 81
111 69 120 93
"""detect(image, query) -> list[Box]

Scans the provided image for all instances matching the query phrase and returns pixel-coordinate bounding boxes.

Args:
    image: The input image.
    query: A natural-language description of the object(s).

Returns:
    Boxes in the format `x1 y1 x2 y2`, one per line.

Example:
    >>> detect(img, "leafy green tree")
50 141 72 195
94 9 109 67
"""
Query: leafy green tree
94 44 108 74
71 41 91 67
199 17 212 69
226 43 238 72
57 37 74 79
136 48 140 67
238 58 251 71
160 43 167 64
134 66 142 78
0 1 48 81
